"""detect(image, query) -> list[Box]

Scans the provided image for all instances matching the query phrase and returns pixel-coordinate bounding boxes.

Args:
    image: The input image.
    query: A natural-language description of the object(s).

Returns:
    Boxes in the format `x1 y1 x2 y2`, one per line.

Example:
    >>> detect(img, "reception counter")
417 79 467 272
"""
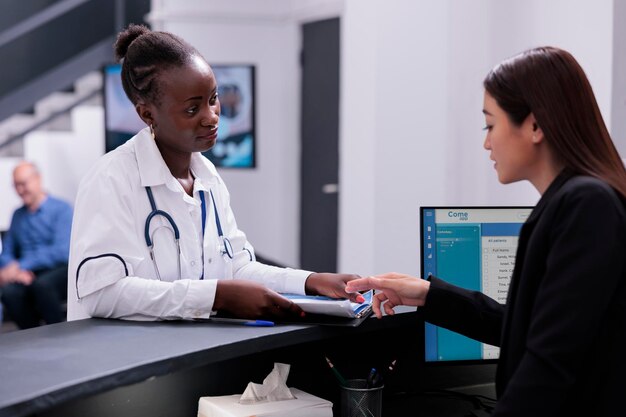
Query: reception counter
0 313 424 417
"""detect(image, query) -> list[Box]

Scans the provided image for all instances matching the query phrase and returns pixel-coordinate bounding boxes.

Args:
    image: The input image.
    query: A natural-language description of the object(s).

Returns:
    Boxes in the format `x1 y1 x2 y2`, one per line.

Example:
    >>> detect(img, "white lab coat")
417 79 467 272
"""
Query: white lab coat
67 127 311 321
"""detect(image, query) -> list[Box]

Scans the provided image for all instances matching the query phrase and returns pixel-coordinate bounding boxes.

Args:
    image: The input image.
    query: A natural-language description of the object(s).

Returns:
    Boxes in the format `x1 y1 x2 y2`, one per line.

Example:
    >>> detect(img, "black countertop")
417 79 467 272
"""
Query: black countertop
0 314 419 417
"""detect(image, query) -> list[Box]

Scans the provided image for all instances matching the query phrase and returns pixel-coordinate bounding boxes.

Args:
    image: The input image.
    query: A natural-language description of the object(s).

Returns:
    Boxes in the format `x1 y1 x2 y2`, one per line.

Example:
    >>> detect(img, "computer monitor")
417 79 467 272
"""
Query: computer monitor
420 206 533 363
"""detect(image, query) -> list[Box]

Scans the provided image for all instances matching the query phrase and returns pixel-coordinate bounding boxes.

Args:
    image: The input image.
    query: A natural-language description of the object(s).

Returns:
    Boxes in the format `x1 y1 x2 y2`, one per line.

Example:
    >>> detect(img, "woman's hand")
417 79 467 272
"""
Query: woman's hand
345 272 430 318
305 273 365 303
214 280 304 319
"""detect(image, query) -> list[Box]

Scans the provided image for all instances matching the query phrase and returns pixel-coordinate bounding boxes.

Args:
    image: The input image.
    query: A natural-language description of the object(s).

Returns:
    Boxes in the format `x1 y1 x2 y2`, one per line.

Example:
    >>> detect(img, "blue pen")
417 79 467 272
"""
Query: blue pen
242 320 275 327
209 318 275 327
366 368 377 388
371 371 383 388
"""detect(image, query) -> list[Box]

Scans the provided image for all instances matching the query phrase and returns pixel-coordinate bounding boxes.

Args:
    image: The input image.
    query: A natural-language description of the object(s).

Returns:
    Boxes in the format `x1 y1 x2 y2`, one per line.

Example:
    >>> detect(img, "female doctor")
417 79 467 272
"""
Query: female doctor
67 25 362 321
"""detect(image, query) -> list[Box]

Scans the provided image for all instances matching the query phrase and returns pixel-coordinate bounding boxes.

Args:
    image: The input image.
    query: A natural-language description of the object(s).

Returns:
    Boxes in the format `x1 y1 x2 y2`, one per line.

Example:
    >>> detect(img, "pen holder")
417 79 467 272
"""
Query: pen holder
340 379 383 417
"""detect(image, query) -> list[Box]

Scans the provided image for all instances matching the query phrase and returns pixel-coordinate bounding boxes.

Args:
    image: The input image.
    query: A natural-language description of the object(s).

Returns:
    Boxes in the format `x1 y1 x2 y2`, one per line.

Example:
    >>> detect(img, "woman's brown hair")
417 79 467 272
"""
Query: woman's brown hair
483 46 626 198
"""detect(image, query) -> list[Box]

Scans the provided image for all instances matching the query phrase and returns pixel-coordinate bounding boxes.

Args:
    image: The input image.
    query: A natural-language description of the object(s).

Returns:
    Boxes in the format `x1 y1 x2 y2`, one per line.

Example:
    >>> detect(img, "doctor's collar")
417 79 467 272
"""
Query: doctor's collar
134 127 220 188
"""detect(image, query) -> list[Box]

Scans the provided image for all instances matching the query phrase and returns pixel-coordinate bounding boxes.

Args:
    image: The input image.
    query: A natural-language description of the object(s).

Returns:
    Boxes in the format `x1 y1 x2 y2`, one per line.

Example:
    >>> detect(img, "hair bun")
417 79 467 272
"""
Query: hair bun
114 24 151 62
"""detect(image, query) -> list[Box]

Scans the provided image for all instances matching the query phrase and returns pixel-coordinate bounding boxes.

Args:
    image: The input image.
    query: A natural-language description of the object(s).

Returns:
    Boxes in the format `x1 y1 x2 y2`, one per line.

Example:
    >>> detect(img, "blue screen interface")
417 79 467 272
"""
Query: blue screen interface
422 207 532 362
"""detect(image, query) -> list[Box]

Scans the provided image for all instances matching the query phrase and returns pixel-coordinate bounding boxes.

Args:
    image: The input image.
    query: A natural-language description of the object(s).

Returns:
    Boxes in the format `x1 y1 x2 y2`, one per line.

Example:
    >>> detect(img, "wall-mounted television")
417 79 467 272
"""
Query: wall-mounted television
103 64 256 168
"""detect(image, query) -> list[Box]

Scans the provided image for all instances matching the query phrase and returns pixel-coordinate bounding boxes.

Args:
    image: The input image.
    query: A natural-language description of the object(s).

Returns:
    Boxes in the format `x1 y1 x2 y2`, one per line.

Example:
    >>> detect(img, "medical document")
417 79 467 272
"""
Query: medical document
283 290 373 318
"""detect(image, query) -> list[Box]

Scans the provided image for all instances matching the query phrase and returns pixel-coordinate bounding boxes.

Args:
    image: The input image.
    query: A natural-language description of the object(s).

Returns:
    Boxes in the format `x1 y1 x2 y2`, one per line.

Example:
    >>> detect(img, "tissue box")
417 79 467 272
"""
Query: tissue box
198 388 332 417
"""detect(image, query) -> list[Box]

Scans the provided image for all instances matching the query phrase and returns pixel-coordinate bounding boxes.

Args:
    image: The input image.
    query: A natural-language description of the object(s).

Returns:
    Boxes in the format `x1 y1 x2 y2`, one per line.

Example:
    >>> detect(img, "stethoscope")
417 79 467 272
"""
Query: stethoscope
144 186 233 281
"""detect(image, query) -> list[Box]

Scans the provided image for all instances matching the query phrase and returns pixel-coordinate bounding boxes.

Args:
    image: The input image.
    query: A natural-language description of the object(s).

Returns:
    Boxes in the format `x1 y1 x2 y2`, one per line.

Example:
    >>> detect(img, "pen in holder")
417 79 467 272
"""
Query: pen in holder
325 356 348 386
340 379 383 417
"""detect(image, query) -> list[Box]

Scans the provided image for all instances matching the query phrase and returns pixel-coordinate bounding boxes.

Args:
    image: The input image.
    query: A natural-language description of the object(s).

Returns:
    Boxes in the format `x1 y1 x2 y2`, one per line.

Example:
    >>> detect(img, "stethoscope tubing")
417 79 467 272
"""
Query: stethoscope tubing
143 186 234 281
209 189 234 259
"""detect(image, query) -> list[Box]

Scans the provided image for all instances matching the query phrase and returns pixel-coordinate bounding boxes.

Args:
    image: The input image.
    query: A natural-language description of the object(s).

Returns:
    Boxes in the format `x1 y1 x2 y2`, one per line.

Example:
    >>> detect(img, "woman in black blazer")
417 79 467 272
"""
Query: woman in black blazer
347 46 626 417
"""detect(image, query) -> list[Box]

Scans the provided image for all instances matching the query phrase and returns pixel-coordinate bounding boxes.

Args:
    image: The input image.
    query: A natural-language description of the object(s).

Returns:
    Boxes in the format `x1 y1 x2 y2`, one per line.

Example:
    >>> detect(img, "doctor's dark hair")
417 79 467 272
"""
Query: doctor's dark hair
114 24 201 106
483 46 626 198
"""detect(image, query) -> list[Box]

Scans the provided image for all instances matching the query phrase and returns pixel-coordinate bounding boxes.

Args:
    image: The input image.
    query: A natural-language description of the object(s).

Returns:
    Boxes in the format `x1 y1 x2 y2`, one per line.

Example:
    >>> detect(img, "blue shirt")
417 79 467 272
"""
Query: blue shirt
0 195 73 271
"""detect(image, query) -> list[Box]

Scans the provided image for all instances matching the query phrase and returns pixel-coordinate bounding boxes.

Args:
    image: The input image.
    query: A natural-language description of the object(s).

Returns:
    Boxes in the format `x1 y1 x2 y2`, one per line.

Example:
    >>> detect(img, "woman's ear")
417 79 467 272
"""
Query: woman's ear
135 102 154 127
528 114 544 144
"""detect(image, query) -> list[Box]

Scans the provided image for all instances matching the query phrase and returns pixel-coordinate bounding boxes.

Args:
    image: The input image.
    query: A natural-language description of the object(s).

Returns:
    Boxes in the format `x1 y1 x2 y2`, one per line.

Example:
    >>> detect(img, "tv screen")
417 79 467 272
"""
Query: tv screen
103 64 256 168
420 206 533 363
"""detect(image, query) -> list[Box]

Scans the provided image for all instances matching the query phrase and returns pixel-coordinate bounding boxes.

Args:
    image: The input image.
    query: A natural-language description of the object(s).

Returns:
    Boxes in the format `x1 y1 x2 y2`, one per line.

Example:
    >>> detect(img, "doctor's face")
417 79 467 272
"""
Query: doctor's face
482 92 536 184
149 55 220 154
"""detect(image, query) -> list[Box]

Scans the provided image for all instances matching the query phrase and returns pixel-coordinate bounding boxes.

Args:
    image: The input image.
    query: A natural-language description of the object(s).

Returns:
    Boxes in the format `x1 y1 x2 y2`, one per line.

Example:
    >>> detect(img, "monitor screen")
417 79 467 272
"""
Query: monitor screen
103 63 256 168
420 206 533 363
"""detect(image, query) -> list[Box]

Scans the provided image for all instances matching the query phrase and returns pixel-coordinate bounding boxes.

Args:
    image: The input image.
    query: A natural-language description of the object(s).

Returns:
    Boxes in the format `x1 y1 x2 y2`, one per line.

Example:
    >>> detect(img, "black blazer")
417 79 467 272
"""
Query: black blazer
423 171 626 416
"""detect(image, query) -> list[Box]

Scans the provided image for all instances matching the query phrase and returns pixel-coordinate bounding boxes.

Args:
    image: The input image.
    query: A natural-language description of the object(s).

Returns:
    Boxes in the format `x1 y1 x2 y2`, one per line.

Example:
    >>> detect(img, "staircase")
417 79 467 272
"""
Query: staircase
0 0 150 151
0 0 150 230
0 71 103 157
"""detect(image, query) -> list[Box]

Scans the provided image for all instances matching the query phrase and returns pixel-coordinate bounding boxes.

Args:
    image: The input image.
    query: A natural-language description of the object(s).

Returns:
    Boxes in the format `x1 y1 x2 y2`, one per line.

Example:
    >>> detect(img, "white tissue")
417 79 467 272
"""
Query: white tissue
239 363 296 404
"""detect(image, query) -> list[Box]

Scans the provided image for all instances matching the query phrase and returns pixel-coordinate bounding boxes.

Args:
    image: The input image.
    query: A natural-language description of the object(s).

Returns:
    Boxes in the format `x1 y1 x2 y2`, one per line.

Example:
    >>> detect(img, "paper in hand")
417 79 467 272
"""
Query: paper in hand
283 290 373 318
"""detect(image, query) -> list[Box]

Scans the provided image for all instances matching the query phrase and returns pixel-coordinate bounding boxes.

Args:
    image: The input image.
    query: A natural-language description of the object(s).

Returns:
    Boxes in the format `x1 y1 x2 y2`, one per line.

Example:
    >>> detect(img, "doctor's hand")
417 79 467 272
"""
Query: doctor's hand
305 273 365 303
345 273 431 318
214 280 304 319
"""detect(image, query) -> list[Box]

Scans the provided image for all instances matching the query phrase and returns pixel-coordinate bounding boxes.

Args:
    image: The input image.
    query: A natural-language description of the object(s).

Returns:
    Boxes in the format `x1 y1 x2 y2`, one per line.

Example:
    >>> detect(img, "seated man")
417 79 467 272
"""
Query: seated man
0 162 73 329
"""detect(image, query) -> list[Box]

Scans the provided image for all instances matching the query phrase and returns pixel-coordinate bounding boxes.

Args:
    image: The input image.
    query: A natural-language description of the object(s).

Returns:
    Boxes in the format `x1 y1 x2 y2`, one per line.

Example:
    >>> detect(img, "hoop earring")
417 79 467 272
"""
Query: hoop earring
150 124 155 140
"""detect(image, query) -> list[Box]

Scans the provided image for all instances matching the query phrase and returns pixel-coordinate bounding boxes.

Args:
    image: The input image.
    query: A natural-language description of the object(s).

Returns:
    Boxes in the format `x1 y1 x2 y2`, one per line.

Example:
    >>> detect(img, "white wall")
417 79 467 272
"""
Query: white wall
0 158 22 231
339 0 451 276
612 0 626 154
444 0 614 208
339 0 615 276
24 106 104 208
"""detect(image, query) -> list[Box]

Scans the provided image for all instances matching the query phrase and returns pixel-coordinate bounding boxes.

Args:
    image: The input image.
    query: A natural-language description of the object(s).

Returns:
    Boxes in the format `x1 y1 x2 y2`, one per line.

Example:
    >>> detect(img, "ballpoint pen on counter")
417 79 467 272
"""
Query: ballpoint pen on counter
207 318 275 327
325 356 347 386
